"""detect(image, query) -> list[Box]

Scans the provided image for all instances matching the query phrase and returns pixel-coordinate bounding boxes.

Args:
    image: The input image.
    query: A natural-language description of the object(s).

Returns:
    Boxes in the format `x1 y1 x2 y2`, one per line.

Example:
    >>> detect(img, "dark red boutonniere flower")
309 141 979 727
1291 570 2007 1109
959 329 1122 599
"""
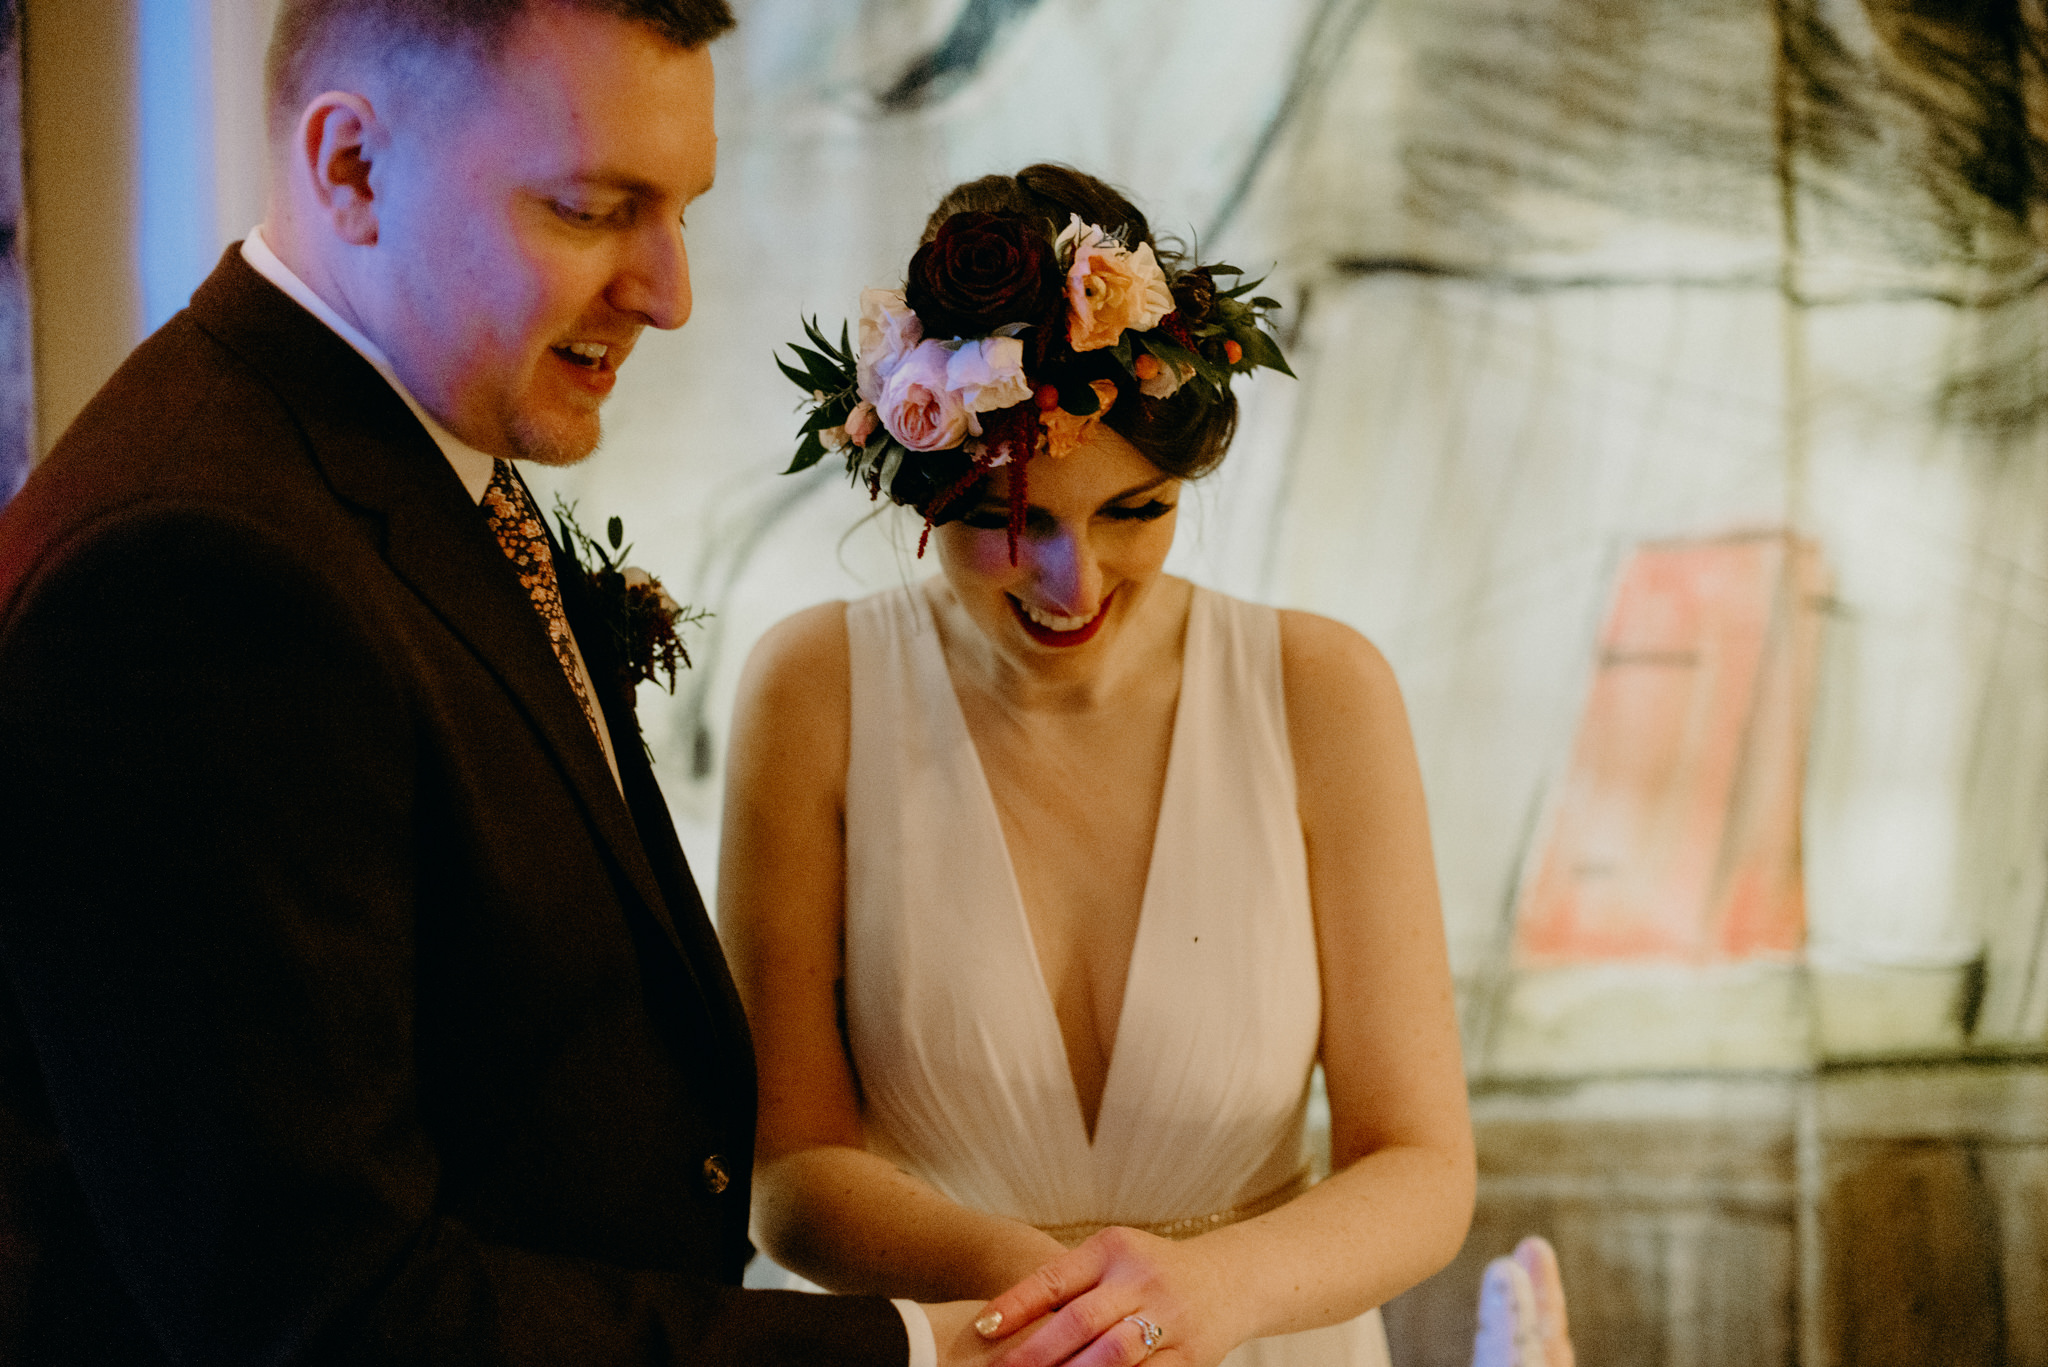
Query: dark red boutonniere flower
552 497 710 702
906 210 1061 341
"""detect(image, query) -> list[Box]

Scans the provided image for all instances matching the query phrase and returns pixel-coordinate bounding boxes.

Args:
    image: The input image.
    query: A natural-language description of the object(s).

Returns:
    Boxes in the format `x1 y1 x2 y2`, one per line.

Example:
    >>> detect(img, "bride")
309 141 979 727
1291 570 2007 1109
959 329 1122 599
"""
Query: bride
720 165 1474 1366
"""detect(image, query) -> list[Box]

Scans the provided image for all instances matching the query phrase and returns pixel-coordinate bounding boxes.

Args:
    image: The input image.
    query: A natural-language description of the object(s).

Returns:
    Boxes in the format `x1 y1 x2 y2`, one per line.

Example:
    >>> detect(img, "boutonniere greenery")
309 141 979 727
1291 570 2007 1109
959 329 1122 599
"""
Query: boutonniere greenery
553 496 710 698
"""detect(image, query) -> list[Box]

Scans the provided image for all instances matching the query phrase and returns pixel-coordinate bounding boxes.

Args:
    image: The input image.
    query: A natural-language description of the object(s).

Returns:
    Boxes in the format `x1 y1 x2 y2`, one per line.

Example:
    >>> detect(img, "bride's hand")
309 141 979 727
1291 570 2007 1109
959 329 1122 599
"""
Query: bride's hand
975 1227 1246 1367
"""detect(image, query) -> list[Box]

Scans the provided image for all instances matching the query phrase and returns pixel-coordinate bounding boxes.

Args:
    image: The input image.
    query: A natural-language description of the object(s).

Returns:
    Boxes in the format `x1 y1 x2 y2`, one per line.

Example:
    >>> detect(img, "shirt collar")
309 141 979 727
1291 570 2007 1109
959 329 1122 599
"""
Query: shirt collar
241 228 498 504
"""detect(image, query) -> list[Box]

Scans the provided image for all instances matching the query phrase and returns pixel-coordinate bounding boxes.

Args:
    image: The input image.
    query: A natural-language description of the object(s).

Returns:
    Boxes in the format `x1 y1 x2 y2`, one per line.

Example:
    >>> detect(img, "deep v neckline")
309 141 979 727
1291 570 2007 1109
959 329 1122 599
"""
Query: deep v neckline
921 583 1202 1147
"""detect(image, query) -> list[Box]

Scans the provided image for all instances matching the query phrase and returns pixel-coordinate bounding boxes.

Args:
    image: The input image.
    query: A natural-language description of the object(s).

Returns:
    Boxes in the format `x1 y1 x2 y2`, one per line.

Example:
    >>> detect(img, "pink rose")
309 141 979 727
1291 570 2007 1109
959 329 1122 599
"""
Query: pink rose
877 341 971 451
1056 216 1174 352
945 336 1032 420
857 288 923 402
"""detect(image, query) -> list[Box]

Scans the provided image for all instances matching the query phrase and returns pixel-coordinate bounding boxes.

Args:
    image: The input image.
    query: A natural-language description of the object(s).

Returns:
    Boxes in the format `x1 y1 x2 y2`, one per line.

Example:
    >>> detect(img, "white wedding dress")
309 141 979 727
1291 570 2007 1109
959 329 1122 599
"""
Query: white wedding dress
840 581 1391 1367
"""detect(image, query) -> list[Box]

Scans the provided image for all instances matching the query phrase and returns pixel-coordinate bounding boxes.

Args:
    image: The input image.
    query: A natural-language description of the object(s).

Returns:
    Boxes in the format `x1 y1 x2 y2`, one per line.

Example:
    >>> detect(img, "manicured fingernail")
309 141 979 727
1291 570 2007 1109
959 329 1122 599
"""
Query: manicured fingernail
974 1310 1003 1337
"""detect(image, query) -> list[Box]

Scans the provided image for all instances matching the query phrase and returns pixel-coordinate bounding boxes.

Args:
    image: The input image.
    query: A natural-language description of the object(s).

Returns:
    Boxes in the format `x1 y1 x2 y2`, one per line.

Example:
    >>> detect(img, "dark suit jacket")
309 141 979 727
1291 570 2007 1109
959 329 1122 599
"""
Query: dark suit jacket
0 249 907 1365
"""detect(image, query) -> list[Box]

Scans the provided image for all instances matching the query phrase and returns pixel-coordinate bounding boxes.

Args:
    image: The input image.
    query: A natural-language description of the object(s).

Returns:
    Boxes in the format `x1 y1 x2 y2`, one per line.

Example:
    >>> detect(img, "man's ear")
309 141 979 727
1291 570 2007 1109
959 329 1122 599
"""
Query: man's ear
295 93 382 247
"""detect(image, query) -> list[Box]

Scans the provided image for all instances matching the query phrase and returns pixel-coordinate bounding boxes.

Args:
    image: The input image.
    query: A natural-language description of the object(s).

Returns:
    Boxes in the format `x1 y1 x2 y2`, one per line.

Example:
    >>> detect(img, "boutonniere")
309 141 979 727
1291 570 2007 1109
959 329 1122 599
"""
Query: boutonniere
552 496 710 698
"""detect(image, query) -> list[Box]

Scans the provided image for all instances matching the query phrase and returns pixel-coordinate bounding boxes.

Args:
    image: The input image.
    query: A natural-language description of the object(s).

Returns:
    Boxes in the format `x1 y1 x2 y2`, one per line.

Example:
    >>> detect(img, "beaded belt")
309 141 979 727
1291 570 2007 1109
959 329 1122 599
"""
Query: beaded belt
1033 1168 1313 1248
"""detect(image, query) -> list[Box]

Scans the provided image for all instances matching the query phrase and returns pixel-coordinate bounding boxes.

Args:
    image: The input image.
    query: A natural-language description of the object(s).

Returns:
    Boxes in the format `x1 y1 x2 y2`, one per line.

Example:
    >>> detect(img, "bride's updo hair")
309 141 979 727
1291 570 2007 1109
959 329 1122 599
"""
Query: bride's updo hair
919 165 1239 484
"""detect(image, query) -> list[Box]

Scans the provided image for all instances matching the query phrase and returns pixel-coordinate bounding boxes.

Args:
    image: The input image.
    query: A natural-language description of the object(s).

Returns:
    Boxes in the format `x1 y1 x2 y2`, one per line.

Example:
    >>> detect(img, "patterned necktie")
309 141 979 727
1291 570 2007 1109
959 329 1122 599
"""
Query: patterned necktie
481 460 606 746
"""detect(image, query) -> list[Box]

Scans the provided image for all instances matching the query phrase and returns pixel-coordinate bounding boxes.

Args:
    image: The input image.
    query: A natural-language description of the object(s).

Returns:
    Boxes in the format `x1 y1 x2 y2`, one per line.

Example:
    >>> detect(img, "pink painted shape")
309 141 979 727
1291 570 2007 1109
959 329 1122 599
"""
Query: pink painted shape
1516 532 1823 965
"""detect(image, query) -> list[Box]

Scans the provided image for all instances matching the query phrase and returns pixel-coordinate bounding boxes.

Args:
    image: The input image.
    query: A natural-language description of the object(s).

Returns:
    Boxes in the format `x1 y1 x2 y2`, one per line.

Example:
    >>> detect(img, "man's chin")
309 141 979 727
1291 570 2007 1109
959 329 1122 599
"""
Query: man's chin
506 411 602 467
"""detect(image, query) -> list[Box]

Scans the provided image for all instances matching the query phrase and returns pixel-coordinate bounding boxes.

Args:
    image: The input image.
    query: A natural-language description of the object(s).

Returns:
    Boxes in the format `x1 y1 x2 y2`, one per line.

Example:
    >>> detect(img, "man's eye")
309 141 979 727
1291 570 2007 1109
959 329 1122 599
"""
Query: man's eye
1104 499 1175 522
552 200 624 227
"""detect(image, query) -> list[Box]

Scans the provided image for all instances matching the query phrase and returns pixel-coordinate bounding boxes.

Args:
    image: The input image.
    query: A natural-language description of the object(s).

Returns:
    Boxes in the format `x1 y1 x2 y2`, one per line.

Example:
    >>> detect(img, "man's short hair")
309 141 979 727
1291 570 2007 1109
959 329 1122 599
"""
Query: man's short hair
266 0 735 139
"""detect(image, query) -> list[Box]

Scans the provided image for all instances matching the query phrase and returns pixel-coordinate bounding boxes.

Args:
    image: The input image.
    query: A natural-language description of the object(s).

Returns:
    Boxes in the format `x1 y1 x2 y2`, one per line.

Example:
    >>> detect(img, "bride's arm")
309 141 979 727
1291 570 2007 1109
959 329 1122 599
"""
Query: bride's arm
718 603 1070 1303
972 611 1475 1366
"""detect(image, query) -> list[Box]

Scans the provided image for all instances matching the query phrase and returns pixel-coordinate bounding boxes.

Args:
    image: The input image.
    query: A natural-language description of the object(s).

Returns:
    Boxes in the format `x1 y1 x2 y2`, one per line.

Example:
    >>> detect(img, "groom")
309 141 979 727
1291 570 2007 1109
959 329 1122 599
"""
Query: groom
0 2 1004 1363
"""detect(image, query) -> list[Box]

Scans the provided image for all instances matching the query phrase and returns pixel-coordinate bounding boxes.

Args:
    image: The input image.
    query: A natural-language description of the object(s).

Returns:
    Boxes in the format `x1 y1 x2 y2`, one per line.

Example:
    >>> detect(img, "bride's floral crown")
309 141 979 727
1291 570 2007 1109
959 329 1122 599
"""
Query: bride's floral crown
779 208 1292 556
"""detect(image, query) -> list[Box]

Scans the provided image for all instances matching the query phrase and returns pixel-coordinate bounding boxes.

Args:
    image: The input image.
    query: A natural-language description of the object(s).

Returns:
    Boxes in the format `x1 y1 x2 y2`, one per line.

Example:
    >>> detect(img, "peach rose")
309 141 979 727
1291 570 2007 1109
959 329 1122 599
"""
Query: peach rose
1056 215 1174 352
857 288 924 402
877 341 971 451
1037 379 1120 459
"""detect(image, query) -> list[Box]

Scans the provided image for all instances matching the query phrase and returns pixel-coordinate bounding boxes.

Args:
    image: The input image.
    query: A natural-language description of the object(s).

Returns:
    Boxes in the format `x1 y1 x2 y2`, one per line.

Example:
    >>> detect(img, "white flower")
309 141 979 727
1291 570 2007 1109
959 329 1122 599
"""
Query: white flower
856 288 923 403
945 336 1032 421
1136 354 1195 399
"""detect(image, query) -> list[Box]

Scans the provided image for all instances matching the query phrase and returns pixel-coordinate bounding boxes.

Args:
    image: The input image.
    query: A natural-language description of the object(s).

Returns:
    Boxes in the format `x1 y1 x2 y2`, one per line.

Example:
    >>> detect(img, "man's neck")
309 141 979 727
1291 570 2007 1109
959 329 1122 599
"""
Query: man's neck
259 213 373 342
243 223 499 503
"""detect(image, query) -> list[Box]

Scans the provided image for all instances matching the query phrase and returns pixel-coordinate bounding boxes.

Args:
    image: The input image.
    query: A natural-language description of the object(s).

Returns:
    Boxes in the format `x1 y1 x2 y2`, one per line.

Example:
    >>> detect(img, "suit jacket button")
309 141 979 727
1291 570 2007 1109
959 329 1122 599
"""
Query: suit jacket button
702 1154 731 1195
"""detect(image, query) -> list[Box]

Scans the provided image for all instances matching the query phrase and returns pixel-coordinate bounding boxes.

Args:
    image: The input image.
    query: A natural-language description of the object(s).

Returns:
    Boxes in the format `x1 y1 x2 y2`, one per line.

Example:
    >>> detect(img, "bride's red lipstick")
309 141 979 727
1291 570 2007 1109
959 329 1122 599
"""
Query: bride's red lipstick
1008 590 1113 647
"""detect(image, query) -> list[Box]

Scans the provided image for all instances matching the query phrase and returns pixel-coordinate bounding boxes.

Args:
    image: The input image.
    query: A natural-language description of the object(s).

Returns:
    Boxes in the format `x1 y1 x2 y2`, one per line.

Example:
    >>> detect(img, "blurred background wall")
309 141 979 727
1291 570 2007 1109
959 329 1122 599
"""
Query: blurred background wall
10 0 2046 1361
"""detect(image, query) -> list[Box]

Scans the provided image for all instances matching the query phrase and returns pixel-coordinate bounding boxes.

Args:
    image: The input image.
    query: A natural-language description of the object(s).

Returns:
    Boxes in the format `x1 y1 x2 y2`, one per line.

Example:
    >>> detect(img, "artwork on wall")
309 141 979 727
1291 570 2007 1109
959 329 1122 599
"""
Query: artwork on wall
533 0 2048 1065
1515 532 1824 968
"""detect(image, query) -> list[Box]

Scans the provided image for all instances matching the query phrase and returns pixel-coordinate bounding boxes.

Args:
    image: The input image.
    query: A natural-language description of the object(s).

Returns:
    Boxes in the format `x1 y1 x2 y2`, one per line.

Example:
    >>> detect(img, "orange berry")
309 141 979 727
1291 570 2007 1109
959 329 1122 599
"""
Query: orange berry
1133 354 1161 380
1223 339 1243 365
1034 384 1061 410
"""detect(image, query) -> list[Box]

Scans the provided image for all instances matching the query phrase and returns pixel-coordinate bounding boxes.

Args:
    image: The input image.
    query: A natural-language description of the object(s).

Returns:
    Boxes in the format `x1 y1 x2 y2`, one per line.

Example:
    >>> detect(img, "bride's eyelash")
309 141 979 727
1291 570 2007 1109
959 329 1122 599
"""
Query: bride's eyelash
1103 499 1175 522
960 508 1010 530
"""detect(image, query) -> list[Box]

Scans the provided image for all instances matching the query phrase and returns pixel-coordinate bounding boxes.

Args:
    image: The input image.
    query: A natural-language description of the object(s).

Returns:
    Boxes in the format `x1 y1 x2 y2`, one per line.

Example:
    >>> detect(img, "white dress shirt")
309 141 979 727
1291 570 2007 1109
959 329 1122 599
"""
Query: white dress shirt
235 231 937 1367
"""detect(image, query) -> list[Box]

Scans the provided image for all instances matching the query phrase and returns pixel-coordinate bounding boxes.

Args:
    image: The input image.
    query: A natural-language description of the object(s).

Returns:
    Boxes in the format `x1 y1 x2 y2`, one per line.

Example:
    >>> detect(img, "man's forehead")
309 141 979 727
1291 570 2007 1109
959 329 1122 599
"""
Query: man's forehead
430 12 717 185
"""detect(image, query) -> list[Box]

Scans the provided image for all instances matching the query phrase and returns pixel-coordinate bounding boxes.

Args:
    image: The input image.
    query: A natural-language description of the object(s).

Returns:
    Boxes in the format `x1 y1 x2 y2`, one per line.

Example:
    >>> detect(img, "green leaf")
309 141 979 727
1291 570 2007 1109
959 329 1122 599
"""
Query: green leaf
1251 296 1282 311
1237 324 1295 378
607 516 623 551
1059 379 1101 416
783 429 827 475
777 354 818 392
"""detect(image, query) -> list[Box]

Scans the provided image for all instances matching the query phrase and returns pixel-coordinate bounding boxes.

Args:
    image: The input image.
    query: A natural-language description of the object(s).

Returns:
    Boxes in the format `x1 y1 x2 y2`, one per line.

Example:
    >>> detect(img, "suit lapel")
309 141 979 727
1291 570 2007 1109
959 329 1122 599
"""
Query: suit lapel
185 251 689 963
557 539 758 1108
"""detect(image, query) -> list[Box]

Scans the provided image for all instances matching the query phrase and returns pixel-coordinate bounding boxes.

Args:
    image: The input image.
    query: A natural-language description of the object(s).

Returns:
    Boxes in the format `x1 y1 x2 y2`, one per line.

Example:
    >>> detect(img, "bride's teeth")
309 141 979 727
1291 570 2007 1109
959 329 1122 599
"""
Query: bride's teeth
1022 601 1091 631
564 342 608 361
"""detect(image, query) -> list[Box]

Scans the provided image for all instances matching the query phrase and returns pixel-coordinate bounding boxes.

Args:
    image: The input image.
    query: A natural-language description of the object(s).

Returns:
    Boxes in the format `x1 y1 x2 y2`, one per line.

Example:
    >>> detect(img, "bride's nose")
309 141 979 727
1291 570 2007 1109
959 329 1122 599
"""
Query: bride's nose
1025 522 1102 616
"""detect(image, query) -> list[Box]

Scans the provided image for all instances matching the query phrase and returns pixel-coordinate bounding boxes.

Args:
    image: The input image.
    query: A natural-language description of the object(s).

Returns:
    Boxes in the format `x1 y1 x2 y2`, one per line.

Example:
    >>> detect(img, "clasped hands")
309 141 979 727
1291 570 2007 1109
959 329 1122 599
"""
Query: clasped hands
933 1226 1242 1367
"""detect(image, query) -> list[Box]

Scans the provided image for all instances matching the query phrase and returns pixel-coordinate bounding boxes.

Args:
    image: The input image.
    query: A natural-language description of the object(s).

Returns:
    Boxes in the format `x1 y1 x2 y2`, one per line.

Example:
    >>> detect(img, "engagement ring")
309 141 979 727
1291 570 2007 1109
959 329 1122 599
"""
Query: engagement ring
1122 1314 1165 1357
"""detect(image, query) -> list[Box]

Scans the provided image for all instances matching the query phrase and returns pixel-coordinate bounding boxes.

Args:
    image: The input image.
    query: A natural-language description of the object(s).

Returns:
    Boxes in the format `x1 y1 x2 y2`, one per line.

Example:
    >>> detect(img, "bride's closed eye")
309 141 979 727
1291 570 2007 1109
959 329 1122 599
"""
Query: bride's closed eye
1102 499 1175 522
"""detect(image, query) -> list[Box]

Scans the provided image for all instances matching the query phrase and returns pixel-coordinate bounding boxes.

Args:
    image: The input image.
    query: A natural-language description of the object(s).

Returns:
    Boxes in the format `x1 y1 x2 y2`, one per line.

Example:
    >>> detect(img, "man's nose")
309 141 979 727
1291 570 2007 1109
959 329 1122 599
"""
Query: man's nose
614 224 692 330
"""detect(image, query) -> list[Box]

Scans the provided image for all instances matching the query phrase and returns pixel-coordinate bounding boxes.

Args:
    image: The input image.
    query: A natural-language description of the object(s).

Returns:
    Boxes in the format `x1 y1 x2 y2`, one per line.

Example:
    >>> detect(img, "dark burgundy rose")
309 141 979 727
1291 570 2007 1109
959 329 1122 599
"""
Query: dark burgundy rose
1171 268 1216 324
906 211 1060 340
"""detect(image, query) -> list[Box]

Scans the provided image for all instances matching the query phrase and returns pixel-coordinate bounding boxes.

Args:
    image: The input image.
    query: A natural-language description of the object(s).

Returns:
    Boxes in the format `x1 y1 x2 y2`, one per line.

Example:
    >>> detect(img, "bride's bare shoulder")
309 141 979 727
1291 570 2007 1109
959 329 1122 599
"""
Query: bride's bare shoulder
746 599 852 681
1274 607 1413 789
731 601 853 777
1275 607 1399 700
